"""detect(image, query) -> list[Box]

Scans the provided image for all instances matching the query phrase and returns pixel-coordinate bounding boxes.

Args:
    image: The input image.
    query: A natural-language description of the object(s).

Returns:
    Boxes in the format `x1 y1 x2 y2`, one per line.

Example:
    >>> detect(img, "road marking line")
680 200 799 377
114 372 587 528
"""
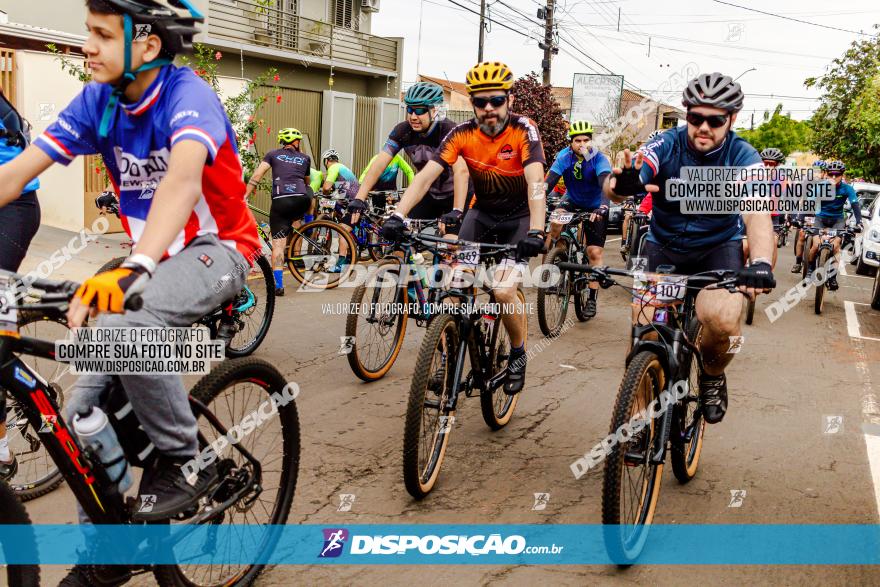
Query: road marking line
559 364 577 370
606 237 622 243
855 339 880 520
840 263 874 279
844 301 880 342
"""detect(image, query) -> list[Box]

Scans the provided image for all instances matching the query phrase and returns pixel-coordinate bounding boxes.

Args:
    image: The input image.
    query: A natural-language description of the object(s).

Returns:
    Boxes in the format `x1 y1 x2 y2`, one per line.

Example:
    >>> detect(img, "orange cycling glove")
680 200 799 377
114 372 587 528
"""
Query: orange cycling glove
74 256 153 313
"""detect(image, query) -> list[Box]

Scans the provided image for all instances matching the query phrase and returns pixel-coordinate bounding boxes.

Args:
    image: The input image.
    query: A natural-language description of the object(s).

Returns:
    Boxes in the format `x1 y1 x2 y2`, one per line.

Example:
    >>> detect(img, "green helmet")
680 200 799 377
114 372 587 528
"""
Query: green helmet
278 128 303 144
568 120 594 138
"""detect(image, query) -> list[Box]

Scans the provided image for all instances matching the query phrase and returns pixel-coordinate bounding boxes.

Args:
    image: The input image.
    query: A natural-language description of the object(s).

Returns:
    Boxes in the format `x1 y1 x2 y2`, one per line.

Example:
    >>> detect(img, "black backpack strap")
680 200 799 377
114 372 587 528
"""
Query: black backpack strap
0 92 29 148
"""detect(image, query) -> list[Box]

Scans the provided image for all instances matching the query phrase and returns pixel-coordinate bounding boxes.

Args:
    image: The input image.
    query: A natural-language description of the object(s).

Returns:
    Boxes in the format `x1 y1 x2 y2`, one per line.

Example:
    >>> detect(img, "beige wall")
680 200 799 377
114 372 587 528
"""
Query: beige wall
15 50 87 232
0 1 87 35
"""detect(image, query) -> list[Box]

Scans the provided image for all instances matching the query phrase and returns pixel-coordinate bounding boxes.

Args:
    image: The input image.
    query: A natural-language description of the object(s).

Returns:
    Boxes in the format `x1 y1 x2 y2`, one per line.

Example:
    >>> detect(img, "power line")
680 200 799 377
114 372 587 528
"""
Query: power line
709 0 877 37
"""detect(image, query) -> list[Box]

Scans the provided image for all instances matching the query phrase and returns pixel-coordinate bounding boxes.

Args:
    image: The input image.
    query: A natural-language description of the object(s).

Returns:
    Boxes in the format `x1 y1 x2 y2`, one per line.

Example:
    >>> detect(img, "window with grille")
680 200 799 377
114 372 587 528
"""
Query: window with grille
332 0 359 31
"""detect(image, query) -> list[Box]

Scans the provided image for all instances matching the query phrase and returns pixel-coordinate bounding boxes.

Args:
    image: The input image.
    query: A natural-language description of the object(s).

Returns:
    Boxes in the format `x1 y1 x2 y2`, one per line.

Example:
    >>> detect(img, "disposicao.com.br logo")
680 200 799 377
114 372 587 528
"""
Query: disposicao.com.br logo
318 529 563 558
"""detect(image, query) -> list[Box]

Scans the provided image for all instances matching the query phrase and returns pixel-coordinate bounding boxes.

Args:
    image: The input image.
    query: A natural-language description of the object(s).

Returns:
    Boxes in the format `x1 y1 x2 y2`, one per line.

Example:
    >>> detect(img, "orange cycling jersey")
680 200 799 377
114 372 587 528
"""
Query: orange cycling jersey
434 114 545 216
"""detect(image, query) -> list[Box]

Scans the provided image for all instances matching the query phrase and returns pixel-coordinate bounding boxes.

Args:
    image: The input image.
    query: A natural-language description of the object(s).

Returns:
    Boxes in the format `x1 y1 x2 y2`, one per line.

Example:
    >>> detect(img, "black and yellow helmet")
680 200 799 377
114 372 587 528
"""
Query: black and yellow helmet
568 120 594 138
465 61 514 93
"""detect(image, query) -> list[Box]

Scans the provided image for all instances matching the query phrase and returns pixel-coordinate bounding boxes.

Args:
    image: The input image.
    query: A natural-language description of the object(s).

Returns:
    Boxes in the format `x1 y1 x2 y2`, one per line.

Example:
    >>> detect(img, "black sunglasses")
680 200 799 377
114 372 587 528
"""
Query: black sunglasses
406 105 430 115
472 95 507 109
686 112 730 129
827 172 843 177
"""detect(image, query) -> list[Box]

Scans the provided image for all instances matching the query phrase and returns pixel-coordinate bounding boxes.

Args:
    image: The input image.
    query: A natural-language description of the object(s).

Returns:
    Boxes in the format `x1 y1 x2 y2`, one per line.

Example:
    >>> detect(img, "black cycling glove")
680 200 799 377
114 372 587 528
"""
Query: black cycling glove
440 209 463 233
381 214 407 241
516 229 546 260
347 198 367 213
612 166 647 196
737 261 776 290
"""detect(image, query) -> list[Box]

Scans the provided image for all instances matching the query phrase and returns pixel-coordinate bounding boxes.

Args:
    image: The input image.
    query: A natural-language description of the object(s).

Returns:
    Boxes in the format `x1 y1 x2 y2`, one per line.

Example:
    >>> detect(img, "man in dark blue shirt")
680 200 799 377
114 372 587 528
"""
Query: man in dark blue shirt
604 72 776 425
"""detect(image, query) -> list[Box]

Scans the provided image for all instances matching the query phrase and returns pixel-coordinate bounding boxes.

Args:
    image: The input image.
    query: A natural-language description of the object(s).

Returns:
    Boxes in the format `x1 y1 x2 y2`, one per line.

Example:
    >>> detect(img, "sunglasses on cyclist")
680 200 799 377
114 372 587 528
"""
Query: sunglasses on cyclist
472 95 507 109
763 160 779 167
686 112 729 129
827 172 843 177
406 105 431 115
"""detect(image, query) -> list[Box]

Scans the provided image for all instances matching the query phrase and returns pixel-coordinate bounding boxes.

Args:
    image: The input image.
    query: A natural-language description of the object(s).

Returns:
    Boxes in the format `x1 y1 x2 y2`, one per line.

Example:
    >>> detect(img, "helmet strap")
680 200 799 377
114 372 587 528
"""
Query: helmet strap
98 14 171 138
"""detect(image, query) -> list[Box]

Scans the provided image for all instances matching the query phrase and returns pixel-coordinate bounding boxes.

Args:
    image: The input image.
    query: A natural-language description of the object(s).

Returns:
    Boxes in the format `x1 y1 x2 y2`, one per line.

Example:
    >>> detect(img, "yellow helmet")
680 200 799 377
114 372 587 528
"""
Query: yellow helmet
568 120 594 137
278 128 303 144
465 61 514 93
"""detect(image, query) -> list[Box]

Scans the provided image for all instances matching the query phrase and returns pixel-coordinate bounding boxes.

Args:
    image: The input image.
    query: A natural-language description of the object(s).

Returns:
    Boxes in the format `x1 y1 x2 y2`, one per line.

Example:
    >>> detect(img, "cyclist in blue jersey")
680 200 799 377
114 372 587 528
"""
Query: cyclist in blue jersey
545 120 612 318
0 2 262 564
604 72 776 425
321 149 361 272
791 159 828 273
805 160 861 290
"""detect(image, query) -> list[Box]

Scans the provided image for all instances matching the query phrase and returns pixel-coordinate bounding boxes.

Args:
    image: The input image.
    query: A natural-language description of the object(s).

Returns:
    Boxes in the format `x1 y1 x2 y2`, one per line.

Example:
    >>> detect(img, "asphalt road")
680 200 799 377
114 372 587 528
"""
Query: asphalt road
17 231 880 586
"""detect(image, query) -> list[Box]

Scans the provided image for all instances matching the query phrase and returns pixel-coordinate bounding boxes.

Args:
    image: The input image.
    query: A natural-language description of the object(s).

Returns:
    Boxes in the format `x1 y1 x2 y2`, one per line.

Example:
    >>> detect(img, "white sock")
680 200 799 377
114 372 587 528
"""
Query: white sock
0 437 10 462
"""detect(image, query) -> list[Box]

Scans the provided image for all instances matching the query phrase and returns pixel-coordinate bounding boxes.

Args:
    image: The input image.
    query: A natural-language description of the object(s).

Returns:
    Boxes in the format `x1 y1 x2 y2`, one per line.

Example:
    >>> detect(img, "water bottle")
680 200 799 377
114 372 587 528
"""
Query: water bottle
412 252 429 288
73 406 133 493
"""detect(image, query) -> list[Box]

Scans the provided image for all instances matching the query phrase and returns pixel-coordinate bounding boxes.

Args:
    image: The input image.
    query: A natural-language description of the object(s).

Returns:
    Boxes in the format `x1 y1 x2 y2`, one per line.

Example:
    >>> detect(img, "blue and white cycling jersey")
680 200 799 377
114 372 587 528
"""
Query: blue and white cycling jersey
639 125 762 253
817 181 858 220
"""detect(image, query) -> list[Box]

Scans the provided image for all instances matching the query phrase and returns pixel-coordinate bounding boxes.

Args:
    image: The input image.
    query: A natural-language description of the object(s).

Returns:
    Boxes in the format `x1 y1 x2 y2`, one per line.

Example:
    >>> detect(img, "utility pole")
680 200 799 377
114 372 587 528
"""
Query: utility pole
478 0 487 62
538 0 558 85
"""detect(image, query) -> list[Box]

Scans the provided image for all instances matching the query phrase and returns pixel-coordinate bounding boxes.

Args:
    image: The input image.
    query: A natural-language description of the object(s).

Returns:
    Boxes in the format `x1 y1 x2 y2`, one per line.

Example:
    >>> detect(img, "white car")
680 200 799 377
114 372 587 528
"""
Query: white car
852 182 880 275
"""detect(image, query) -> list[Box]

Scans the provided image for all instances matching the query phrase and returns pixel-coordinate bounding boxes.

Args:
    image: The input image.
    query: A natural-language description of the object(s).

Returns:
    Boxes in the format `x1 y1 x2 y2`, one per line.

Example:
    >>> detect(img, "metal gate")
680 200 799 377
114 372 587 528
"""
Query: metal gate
354 96 377 175
0 50 15 104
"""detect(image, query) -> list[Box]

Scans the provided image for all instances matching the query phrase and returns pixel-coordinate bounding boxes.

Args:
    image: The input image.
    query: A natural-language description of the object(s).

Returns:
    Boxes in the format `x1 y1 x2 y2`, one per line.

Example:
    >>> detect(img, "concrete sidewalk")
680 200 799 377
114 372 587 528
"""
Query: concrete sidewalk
18 224 133 283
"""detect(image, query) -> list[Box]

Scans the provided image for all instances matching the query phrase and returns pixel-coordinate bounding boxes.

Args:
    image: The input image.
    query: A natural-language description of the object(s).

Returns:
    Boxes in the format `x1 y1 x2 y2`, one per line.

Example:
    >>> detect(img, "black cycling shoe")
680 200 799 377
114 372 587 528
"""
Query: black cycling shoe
584 297 598 318
275 287 285 297
503 346 527 396
132 454 218 522
59 564 131 586
699 373 728 424
827 276 839 291
790 262 802 274
0 455 17 481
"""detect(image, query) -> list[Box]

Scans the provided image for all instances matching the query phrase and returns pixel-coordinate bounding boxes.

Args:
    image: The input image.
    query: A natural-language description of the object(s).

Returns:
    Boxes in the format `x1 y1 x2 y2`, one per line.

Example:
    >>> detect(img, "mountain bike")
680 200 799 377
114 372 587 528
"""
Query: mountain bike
0 270 300 586
775 220 789 248
558 262 745 564
803 225 856 315
537 209 593 337
344 220 440 381
317 189 398 262
403 235 524 499
620 197 650 269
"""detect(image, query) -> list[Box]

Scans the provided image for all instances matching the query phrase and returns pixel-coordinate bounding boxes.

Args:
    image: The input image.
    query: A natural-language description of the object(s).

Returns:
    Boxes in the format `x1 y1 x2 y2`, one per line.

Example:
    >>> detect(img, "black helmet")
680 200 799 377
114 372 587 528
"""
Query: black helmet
682 72 744 113
94 0 202 56
760 147 785 163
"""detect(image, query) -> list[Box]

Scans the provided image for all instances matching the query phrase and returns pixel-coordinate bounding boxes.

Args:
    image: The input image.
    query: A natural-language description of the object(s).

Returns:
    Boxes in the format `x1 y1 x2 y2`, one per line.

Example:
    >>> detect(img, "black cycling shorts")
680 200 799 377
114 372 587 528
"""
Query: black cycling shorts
458 208 530 245
269 193 312 238
771 215 784 227
557 199 607 248
645 239 745 274
0 190 40 272
409 195 454 221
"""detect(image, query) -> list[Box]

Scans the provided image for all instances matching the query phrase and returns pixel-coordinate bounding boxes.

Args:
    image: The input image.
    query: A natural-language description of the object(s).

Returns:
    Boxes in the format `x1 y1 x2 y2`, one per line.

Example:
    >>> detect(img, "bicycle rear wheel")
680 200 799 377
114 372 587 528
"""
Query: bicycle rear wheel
286 219 357 290
153 358 299 587
744 296 755 325
671 320 706 483
602 351 665 565
8 312 74 501
224 255 275 357
0 480 40 586
480 290 523 430
536 247 571 337
815 247 830 314
345 259 408 381
403 313 458 499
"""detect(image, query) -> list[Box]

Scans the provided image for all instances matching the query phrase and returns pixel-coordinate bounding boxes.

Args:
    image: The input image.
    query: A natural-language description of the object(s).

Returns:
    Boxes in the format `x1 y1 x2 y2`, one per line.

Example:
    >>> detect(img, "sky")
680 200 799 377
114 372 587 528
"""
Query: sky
370 0 880 128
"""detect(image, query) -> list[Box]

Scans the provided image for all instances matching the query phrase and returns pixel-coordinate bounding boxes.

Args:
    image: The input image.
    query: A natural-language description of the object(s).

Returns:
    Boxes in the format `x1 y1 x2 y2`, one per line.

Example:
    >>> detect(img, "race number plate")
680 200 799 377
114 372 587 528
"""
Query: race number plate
804 216 815 226
454 241 481 268
319 198 335 208
653 276 687 304
0 283 18 328
551 210 574 224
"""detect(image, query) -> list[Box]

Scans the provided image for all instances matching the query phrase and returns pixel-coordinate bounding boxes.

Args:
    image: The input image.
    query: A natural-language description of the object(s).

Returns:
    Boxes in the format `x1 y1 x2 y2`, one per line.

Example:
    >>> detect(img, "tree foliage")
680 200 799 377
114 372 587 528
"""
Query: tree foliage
510 72 568 163
737 104 812 156
805 26 880 180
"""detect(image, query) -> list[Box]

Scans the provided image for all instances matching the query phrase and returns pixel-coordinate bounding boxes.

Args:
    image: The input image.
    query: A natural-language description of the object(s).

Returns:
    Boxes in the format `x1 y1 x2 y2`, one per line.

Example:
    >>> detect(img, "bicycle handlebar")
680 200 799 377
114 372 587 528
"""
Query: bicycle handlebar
1 271 143 313
557 263 741 292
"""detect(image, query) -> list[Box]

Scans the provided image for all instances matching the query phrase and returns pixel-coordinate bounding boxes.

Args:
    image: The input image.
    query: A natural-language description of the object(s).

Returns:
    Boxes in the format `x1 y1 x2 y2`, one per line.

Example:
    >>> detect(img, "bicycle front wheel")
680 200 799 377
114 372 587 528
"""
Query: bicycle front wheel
0 480 40 586
671 320 706 483
403 313 458 499
286 219 357 290
537 247 571 337
602 351 666 565
815 246 830 315
480 290 524 430
224 254 275 357
345 259 408 381
153 358 299 587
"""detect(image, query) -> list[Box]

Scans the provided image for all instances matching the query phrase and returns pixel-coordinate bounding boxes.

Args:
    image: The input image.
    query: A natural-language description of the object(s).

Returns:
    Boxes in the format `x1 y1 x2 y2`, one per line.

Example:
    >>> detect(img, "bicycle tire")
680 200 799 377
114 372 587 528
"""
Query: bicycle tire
286 219 358 290
872 269 880 310
744 297 755 325
671 320 706 483
403 313 458 499
480 290 523 430
96 255 125 274
802 235 812 282
602 350 665 565
153 357 299 587
224 255 275 358
9 312 73 501
815 246 830 315
626 229 649 271
536 247 571 337
0 480 40 587
345 259 408 381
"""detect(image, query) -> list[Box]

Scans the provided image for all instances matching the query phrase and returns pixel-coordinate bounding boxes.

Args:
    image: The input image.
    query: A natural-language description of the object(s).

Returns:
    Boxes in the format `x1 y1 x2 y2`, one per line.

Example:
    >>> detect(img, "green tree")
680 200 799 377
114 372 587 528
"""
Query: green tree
510 72 568 163
737 104 812 156
805 26 880 180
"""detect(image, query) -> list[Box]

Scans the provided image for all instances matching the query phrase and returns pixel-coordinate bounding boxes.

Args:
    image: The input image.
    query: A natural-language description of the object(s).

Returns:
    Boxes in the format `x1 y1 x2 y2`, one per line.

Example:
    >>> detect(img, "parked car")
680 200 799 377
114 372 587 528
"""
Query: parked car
853 181 880 210
853 195 880 275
